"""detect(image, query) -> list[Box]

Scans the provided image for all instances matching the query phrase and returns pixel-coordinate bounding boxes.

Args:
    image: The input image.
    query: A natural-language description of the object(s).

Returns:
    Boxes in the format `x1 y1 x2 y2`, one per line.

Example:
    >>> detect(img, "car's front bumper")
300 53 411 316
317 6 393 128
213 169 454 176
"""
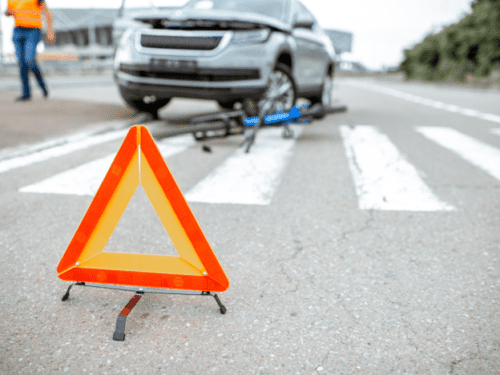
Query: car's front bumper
117 76 267 101
115 67 267 101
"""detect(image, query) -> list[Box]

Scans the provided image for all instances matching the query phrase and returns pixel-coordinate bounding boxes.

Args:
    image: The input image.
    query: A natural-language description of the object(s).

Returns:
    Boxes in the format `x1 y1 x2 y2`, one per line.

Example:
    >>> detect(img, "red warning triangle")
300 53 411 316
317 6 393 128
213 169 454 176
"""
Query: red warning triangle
57 126 229 292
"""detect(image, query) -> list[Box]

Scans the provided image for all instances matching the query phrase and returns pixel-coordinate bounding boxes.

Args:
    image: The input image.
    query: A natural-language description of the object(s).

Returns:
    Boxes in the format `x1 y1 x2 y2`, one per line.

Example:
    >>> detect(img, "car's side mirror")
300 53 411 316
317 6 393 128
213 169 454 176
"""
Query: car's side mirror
293 20 314 29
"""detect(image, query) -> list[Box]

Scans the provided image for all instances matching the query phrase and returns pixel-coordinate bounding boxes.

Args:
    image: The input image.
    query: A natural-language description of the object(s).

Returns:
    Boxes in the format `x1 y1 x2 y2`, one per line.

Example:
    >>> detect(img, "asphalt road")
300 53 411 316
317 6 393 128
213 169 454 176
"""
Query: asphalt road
1 76 499 374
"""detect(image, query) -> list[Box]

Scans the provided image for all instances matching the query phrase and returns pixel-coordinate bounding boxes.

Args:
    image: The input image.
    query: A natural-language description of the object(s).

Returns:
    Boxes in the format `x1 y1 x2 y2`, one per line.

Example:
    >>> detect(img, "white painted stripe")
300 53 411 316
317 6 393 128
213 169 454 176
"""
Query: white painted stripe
20 135 195 196
0 129 129 174
491 128 500 136
185 126 302 205
416 127 500 181
480 113 500 122
339 125 454 211
444 104 461 113
342 80 500 124
0 127 101 161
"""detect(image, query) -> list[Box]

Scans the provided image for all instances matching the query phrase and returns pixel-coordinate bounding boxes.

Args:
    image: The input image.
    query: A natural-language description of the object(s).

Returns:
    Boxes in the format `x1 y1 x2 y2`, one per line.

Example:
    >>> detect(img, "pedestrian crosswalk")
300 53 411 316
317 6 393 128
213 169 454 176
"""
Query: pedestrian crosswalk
14 124 500 211
416 127 500 181
339 125 454 211
185 126 302 205
0 128 129 175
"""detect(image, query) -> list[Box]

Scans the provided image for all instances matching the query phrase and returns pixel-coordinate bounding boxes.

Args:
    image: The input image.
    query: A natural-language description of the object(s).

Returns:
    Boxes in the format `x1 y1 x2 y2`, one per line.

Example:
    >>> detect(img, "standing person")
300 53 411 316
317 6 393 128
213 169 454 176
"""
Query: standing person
5 0 55 101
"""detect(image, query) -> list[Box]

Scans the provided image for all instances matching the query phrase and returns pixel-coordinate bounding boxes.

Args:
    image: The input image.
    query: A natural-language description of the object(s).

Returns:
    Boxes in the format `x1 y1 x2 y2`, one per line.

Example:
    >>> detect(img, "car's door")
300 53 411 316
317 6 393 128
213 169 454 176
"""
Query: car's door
292 2 328 90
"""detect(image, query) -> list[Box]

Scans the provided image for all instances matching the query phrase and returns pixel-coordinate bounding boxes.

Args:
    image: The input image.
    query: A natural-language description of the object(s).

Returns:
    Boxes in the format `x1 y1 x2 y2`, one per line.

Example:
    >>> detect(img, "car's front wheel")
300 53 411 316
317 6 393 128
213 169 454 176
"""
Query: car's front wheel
310 71 333 119
260 63 296 114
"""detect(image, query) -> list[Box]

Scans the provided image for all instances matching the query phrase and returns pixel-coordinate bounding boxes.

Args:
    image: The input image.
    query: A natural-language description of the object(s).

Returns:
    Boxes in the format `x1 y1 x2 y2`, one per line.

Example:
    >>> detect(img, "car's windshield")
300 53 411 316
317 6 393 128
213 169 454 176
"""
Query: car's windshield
184 0 287 22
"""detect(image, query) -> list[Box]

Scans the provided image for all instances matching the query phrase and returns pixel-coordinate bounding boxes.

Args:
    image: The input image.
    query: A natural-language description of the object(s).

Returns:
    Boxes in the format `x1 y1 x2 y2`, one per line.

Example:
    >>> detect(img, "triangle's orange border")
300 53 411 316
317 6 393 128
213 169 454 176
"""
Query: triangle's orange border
57 126 229 292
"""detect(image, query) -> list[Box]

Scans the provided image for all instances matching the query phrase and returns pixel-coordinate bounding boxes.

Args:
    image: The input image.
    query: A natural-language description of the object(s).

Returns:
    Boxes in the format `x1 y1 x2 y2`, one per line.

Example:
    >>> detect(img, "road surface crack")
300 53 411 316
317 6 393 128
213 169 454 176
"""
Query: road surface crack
277 241 305 293
449 343 482 374
340 210 374 240
399 311 450 369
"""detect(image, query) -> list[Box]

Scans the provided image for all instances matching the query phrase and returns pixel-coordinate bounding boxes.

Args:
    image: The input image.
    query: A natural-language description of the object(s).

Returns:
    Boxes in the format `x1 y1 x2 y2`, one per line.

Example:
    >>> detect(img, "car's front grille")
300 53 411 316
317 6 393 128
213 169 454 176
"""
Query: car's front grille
120 64 260 82
140 34 222 50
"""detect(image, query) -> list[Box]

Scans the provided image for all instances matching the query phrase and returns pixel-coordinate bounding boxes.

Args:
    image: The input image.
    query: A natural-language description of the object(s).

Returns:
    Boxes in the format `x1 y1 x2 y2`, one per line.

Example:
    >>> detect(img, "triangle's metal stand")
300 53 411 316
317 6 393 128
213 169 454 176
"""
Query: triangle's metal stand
61 282 226 341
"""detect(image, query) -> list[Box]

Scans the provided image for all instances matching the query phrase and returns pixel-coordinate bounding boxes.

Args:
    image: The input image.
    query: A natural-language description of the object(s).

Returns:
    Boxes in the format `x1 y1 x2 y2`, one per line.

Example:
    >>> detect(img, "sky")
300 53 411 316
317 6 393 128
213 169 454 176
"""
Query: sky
0 0 474 70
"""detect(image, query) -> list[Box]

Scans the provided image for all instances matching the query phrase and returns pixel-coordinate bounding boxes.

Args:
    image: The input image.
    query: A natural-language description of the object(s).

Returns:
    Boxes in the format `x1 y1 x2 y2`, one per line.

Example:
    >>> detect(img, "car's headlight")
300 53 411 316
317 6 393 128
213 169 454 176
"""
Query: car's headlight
119 28 136 46
114 29 136 67
230 29 270 45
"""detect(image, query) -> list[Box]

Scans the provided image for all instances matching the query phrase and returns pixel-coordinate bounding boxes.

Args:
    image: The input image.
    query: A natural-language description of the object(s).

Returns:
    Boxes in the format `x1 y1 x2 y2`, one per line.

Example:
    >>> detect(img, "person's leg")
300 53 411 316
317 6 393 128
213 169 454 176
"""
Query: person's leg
24 28 48 97
12 28 30 98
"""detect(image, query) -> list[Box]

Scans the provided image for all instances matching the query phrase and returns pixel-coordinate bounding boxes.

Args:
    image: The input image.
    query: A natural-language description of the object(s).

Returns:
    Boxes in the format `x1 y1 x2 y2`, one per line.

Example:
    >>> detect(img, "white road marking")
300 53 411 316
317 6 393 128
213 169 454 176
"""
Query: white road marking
339 125 454 211
0 125 107 161
185 126 302 205
416 127 500 181
19 135 195 196
0 128 129 175
343 80 500 124
491 128 500 136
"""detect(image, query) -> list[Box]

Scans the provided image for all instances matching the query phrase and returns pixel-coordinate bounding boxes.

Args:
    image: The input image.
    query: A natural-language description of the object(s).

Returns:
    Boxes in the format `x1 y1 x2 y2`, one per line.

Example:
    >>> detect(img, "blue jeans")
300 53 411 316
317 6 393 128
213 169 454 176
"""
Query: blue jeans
12 27 47 98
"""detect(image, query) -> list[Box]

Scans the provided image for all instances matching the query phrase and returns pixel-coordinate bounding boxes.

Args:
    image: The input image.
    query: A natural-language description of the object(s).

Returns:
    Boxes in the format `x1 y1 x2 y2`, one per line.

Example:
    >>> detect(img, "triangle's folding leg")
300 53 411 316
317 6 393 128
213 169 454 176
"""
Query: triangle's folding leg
113 292 143 341
61 283 75 301
208 292 227 314
61 282 227 340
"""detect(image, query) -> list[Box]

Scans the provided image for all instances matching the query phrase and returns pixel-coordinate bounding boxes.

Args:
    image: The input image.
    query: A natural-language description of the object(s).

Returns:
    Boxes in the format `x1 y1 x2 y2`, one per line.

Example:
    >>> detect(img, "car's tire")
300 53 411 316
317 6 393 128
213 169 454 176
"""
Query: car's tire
309 71 333 119
218 100 237 110
260 62 296 114
123 97 171 120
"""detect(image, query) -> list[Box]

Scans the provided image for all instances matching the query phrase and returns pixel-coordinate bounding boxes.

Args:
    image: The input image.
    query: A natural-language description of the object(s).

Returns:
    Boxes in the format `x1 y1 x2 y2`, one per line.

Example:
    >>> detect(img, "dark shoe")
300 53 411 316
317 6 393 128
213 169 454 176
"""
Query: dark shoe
14 96 31 102
43 88 49 99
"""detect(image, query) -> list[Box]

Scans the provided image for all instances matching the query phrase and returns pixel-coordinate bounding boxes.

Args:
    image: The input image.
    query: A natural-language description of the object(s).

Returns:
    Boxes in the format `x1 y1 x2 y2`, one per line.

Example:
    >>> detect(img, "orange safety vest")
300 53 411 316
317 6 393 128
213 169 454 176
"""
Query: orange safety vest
8 0 43 29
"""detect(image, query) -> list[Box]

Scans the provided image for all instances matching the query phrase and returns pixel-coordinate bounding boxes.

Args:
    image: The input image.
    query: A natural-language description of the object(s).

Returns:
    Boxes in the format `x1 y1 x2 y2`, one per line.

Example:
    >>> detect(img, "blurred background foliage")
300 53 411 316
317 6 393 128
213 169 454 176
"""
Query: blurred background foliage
400 0 500 82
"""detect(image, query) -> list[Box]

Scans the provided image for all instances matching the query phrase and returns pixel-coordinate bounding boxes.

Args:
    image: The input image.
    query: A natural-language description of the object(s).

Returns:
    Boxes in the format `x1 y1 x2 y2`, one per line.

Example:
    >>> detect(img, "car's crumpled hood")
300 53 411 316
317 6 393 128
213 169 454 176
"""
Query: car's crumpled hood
132 8 291 32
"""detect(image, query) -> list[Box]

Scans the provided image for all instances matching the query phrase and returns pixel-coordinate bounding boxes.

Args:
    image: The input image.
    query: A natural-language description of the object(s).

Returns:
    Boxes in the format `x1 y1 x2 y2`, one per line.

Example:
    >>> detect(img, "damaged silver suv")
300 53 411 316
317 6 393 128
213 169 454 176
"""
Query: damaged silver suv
114 0 336 118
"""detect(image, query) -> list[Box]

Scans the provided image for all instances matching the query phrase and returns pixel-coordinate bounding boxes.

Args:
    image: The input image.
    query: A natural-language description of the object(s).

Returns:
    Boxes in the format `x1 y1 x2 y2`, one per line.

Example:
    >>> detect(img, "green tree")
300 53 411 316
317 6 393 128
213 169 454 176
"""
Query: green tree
401 0 500 82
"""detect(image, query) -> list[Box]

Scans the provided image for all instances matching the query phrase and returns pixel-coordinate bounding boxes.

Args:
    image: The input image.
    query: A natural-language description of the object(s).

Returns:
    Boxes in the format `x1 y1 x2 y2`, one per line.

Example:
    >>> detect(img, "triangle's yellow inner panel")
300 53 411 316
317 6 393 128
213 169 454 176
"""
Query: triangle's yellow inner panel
75 146 205 276
140 151 204 272
81 253 200 275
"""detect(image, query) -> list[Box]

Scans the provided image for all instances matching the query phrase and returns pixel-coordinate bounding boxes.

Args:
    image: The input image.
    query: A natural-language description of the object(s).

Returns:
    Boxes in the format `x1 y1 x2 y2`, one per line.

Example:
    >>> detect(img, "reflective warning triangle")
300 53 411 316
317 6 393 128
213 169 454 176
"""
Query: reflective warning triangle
57 126 229 292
